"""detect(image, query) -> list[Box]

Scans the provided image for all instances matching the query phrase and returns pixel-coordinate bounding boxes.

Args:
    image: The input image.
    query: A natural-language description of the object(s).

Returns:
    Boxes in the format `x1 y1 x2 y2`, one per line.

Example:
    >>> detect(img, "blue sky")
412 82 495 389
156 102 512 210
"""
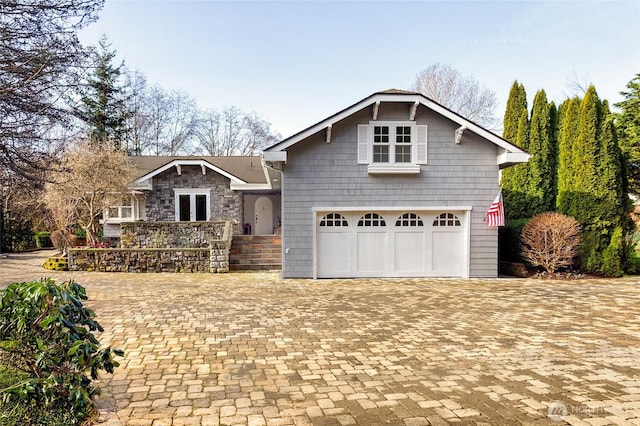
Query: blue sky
79 0 640 137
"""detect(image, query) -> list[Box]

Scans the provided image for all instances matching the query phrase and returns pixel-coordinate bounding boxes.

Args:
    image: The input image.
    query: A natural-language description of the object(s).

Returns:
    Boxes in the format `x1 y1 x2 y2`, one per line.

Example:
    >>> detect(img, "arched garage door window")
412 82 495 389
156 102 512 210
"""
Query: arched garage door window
319 213 349 227
358 212 386 227
433 212 461 227
396 212 424 227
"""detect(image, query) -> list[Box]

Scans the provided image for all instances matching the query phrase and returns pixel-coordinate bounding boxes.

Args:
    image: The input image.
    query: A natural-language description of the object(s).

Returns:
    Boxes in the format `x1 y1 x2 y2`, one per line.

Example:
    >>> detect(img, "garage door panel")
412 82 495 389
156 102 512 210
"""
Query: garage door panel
356 232 387 274
394 232 425 273
431 231 463 276
318 232 351 277
316 210 467 278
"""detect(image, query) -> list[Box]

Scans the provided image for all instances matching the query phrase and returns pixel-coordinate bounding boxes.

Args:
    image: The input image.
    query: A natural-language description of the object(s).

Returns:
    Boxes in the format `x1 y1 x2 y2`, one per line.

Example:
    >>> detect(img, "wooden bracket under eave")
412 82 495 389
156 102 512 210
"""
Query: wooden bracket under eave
455 125 467 144
201 164 207 175
372 101 380 121
410 101 419 121
326 125 332 144
175 164 182 175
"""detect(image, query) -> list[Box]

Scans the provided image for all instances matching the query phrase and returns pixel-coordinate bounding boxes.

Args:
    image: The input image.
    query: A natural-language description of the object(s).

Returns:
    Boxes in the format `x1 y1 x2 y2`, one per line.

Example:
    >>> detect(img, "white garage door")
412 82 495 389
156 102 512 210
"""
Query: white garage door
316 210 468 278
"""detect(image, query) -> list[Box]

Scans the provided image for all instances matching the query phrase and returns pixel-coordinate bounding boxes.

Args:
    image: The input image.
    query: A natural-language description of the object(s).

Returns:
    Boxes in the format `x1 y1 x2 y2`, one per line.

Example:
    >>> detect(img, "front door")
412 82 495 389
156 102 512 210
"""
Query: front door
254 196 273 235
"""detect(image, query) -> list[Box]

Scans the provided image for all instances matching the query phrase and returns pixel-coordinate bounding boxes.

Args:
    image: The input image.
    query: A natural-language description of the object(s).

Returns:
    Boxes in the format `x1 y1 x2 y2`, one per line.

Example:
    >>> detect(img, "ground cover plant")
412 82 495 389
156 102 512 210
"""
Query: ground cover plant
0 278 123 425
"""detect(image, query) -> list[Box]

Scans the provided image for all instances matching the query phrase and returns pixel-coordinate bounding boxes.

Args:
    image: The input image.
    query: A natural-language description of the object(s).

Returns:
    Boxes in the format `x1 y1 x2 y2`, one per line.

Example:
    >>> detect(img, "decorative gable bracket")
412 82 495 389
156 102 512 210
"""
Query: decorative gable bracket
409 101 419 121
455 126 467 144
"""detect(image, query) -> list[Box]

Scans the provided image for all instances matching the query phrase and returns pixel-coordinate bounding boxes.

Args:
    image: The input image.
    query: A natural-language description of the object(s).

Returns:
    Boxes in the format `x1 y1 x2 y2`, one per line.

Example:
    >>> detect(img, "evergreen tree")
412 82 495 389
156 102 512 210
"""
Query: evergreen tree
526 90 557 215
502 81 527 143
76 35 129 148
500 81 531 219
615 74 640 196
598 102 634 274
556 97 581 214
560 87 631 275
572 86 602 221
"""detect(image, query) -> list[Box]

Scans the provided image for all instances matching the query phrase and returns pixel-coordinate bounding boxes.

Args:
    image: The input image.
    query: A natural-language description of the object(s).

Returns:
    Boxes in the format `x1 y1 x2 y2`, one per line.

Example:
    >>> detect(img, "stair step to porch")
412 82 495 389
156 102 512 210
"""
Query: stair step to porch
230 235 282 271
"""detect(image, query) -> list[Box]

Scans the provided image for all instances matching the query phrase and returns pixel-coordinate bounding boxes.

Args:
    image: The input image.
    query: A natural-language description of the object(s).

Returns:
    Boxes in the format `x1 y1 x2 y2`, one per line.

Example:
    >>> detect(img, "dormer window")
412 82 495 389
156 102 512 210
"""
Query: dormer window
358 121 427 174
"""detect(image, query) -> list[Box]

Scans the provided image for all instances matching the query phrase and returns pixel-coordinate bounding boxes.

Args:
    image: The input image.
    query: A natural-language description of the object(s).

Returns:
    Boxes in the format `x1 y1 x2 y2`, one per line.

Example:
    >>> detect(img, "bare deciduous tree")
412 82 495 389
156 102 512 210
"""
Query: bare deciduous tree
521 212 581 273
126 83 199 155
195 107 280 156
410 63 498 129
0 0 104 178
44 141 135 244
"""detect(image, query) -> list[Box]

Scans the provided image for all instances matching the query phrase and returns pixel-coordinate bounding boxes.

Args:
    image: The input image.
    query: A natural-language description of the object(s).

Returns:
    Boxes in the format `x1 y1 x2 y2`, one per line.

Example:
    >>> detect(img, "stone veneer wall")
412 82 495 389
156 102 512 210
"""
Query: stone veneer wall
69 221 232 273
145 165 242 232
120 221 227 248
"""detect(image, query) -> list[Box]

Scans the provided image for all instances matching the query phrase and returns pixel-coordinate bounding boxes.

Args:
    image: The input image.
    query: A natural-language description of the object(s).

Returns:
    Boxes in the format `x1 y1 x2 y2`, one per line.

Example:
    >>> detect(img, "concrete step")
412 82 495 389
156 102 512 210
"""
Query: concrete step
230 234 282 271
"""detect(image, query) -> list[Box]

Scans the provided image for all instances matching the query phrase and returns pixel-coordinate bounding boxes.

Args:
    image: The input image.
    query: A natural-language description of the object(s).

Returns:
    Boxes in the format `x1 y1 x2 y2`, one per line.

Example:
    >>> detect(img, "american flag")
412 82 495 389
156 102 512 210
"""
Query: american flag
485 190 505 227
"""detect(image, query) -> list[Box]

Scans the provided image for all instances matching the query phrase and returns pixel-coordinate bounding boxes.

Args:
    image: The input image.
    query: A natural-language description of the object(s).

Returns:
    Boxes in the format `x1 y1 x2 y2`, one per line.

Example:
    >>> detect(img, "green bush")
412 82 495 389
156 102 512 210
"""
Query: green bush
0 218 34 252
0 279 123 424
498 218 530 263
602 226 624 277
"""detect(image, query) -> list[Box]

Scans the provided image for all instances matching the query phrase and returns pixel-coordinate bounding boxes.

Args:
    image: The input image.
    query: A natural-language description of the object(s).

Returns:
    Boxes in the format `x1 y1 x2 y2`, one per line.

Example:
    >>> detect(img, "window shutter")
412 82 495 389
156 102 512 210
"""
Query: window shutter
357 124 370 164
416 125 428 164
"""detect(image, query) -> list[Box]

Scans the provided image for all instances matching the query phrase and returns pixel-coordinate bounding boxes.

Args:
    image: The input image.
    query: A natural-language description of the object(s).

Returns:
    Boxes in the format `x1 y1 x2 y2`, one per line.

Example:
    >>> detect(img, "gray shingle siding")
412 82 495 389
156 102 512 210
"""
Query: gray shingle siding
280 105 500 278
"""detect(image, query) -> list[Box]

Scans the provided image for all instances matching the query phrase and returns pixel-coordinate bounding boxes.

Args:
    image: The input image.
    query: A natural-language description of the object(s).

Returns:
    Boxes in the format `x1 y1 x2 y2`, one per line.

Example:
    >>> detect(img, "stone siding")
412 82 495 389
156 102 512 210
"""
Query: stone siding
145 165 242 229
69 221 232 273
120 221 227 248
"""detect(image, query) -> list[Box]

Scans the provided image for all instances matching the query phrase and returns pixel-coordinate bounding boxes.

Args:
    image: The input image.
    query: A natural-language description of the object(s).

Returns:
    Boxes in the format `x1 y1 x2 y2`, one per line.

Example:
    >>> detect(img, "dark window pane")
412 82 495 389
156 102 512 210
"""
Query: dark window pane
195 195 207 221
179 195 190 221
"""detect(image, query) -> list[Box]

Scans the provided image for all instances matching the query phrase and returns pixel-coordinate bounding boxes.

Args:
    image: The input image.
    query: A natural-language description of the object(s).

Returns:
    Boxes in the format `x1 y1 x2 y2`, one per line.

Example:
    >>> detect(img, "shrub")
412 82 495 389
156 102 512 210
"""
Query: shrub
0 218 34 252
602 226 624 277
520 212 581 273
0 279 123 424
498 218 530 263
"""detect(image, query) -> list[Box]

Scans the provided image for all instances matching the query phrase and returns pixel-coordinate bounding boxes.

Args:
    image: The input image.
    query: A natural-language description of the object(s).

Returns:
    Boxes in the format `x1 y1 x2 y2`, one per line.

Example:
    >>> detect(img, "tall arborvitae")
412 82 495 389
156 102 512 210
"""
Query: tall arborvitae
599 101 633 275
556 97 581 214
571 86 602 225
500 81 530 219
563 86 630 275
615 74 640 196
548 102 558 207
526 90 557 215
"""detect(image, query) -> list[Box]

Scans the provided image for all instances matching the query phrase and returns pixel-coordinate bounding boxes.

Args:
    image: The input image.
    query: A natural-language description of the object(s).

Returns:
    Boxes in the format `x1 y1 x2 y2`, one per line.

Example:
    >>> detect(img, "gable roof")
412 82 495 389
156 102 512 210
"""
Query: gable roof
263 90 529 168
129 156 270 188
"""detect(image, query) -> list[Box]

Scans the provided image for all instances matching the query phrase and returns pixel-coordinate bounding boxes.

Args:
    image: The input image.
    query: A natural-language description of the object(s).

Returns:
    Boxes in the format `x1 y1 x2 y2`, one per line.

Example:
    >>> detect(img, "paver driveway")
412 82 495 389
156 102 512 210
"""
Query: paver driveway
1 251 640 426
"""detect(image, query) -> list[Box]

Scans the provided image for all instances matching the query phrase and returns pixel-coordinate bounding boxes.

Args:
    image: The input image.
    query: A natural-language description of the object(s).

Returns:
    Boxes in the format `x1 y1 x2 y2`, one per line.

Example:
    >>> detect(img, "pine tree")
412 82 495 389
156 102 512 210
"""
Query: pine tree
526 90 556 215
77 35 129 148
500 81 530 219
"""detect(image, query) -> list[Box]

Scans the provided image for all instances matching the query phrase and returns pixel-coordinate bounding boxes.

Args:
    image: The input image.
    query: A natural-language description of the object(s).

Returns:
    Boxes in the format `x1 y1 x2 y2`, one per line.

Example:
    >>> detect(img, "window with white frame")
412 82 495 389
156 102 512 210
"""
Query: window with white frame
174 189 211 222
358 121 427 174
105 198 134 221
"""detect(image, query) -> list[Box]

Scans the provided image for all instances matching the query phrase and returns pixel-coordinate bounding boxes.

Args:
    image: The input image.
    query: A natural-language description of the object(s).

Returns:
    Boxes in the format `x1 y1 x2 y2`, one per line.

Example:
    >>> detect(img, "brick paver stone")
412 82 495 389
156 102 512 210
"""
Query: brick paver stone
1 251 640 425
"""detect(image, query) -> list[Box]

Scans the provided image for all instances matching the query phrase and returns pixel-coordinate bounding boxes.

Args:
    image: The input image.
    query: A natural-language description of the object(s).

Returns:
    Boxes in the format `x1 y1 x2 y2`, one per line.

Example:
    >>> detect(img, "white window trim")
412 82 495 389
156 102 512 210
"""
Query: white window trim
358 121 427 174
173 188 212 222
103 198 136 224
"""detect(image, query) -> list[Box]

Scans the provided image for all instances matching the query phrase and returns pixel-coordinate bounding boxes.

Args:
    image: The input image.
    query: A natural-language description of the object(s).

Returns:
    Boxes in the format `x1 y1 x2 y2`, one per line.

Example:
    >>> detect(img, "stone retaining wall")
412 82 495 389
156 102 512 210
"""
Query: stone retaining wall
69 221 232 273
120 221 227 248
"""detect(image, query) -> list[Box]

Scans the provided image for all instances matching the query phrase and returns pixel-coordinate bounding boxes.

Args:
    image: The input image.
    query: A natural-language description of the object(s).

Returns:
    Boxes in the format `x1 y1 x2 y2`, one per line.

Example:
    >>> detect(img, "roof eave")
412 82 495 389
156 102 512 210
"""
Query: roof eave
133 159 247 185
263 91 524 155
498 152 530 169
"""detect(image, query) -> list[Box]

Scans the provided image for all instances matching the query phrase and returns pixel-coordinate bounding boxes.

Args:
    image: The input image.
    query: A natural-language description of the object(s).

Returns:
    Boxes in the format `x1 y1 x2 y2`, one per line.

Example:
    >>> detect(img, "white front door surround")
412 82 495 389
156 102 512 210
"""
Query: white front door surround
314 207 471 279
